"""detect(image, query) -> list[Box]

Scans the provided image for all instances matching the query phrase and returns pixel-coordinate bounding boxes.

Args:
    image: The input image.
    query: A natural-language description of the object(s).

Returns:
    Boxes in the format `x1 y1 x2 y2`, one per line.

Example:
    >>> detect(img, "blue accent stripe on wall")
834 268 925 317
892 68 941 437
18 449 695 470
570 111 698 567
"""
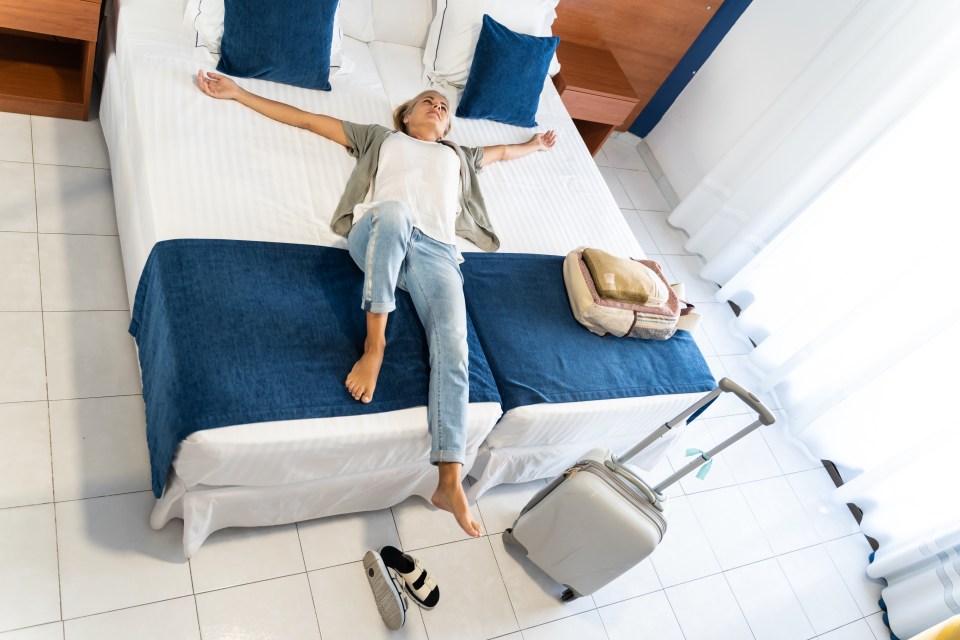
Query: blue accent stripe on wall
629 0 752 138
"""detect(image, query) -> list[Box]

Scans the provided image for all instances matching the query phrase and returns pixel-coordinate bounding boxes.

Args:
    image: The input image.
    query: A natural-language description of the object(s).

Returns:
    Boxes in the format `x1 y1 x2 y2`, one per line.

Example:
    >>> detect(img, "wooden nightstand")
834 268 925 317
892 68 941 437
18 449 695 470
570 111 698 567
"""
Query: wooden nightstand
553 40 640 156
0 0 104 120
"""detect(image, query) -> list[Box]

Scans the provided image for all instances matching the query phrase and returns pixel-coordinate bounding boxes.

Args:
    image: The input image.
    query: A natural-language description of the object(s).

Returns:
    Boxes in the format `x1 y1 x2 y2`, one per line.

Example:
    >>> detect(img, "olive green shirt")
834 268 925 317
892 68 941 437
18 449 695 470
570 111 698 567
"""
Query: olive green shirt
331 121 500 252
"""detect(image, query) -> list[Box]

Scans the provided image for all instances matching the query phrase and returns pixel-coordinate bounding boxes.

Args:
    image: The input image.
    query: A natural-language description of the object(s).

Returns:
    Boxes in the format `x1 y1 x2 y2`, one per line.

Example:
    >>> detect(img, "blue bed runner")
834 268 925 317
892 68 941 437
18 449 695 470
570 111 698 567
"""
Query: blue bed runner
460 253 716 412
130 240 501 498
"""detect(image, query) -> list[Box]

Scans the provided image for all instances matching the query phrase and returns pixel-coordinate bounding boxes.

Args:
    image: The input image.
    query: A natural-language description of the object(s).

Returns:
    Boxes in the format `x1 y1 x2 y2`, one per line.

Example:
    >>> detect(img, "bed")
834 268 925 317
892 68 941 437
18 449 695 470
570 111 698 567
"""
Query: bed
101 0 715 557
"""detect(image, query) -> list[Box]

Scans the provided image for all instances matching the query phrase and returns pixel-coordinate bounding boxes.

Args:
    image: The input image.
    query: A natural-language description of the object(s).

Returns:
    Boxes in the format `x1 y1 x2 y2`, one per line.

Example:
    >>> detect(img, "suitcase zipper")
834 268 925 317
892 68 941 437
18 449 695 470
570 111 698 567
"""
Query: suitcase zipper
575 460 667 539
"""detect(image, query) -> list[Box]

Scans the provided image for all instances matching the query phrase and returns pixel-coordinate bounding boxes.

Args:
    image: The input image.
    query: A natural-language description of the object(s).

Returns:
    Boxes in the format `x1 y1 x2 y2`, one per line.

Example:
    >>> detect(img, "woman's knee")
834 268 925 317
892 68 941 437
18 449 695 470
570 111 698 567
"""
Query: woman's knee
439 324 469 369
373 201 414 233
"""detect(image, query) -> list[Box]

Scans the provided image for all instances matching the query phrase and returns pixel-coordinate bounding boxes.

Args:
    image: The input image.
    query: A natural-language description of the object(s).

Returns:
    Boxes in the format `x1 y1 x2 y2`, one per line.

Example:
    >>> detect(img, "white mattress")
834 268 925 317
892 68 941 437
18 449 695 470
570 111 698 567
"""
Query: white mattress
102 0 694 498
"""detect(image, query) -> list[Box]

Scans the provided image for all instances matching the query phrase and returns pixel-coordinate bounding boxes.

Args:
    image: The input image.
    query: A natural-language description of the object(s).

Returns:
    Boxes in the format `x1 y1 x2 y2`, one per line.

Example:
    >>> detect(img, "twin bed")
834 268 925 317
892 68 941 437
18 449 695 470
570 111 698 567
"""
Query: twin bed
102 0 716 556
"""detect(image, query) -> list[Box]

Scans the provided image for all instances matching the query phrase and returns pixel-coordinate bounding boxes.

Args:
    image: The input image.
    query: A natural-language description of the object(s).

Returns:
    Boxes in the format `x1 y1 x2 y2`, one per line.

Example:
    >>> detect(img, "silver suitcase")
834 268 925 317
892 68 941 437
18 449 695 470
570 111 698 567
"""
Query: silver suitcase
503 378 775 601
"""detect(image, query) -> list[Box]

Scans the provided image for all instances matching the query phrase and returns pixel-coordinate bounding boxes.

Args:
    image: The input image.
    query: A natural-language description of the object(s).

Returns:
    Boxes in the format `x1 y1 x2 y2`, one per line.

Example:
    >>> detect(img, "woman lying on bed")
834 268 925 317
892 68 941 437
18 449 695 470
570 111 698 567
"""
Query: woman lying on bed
197 70 555 537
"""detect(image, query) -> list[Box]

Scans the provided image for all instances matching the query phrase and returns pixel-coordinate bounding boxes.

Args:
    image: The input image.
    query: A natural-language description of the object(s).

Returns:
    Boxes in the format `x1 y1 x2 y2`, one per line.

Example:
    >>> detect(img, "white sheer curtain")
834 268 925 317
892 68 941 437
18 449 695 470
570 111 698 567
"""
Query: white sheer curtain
662 1 960 637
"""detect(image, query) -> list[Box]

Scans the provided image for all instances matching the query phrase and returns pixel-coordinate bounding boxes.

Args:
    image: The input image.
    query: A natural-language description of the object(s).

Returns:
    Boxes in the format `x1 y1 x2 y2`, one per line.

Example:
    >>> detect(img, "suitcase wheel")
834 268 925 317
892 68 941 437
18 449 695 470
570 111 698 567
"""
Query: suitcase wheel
561 588 578 602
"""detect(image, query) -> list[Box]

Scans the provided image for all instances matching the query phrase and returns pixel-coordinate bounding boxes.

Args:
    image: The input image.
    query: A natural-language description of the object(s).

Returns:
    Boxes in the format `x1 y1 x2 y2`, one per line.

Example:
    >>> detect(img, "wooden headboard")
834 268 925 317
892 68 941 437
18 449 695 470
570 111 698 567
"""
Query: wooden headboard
553 0 723 128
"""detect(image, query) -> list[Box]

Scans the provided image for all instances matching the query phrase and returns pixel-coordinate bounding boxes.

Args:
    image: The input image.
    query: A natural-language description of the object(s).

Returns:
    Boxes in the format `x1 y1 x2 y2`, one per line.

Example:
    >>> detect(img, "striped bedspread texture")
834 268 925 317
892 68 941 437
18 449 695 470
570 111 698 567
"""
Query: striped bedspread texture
129 240 715 495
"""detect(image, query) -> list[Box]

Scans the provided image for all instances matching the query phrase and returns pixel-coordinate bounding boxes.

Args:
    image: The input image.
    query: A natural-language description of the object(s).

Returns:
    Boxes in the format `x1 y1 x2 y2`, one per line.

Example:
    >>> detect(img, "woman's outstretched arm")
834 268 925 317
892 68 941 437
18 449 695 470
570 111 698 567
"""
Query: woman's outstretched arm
196 70 349 147
482 130 556 167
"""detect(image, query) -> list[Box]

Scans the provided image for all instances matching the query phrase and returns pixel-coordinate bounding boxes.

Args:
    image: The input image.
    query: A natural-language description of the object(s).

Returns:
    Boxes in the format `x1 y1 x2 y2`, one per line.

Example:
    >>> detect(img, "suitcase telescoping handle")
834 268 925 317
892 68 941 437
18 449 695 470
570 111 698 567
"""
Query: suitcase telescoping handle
615 378 775 495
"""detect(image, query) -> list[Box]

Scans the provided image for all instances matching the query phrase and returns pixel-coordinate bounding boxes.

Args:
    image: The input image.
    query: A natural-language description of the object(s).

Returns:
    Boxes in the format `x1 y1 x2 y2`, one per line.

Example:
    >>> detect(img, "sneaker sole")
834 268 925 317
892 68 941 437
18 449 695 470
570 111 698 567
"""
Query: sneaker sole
363 550 406 630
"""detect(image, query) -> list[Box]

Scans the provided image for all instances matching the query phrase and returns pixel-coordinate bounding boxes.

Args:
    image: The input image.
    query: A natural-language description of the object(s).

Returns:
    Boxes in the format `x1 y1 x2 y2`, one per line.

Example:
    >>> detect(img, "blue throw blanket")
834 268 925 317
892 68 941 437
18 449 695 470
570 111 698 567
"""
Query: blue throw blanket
460 253 716 412
130 240 501 497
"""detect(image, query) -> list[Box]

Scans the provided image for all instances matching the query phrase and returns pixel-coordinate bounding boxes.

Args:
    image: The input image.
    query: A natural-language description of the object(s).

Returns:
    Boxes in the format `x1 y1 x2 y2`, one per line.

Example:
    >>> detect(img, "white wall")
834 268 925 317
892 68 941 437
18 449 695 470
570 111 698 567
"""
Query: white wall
645 0 860 199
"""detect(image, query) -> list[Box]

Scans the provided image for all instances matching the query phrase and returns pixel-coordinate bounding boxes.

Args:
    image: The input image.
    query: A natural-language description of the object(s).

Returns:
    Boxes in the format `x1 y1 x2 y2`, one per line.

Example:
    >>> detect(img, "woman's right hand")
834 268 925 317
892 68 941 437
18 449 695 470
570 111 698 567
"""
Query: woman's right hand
197 70 243 100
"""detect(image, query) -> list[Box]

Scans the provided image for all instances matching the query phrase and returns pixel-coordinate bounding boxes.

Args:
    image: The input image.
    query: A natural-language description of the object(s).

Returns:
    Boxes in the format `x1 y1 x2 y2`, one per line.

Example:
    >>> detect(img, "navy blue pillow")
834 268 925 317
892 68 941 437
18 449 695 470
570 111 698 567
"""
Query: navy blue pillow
456 14 559 128
217 0 338 91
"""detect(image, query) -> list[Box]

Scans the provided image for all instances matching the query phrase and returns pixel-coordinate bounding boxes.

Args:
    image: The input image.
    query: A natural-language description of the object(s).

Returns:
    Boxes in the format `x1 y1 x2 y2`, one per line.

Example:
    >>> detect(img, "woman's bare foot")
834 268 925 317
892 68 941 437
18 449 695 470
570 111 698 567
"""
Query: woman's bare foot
432 463 482 537
345 339 384 403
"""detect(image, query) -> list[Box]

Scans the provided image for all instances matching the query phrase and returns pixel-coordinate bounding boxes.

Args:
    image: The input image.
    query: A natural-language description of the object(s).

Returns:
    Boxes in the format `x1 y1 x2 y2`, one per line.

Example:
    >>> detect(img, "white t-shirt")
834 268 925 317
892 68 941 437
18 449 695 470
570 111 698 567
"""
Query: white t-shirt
353 132 462 246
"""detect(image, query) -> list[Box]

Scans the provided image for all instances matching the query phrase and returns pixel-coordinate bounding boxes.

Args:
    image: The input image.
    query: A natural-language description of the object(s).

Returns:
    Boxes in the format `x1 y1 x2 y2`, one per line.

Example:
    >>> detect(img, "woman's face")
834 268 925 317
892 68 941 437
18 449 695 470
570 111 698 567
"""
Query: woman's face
406 92 450 139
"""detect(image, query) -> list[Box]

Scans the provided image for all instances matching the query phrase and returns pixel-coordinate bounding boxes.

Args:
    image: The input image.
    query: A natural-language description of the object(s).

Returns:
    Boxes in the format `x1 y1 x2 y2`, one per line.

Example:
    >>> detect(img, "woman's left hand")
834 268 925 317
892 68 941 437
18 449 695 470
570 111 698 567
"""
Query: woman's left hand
529 130 557 151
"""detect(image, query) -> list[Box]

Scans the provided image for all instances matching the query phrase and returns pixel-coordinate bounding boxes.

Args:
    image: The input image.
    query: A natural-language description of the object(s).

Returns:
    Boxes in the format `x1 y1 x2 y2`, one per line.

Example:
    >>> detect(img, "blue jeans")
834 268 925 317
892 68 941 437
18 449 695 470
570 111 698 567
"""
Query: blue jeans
347 201 469 465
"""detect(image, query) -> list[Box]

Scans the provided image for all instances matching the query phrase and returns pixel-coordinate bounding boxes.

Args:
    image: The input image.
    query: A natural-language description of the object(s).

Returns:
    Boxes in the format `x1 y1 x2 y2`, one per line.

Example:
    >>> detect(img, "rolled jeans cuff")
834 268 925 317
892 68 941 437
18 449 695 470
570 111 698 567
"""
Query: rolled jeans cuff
362 299 396 314
431 450 466 465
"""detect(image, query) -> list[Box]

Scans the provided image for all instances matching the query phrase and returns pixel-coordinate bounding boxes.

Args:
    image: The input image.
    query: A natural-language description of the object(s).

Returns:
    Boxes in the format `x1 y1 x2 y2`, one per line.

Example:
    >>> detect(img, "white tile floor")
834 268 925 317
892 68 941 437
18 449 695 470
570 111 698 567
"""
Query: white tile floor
0 113 891 639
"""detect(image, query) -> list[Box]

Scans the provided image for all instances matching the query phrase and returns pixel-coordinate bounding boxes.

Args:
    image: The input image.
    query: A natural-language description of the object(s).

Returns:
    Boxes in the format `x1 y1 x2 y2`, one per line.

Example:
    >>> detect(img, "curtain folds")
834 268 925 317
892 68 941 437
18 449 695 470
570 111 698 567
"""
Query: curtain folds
669 0 960 285
662 1 960 637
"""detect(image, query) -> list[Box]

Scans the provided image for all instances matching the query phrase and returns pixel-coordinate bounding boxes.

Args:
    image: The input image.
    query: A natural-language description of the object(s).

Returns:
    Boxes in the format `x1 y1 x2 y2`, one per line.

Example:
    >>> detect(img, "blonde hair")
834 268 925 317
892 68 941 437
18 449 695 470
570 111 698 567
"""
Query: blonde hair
393 90 452 137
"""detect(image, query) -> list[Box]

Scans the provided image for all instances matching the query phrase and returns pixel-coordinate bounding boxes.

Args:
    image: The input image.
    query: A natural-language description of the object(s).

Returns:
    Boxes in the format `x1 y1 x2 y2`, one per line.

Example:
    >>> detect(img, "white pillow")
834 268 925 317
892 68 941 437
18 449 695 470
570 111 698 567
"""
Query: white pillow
339 0 434 48
181 0 349 73
422 0 561 88
338 0 375 42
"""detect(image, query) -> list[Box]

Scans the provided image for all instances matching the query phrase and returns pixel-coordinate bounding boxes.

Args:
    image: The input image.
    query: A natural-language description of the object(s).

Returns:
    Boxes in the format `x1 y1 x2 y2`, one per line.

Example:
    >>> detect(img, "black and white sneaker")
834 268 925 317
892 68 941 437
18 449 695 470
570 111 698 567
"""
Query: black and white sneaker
363 549 407 629
381 545 440 610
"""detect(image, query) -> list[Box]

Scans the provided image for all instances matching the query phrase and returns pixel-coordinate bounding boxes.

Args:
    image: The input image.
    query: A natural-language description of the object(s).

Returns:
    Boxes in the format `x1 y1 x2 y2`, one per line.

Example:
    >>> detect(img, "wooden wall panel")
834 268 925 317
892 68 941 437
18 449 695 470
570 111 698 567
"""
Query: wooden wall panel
553 0 722 128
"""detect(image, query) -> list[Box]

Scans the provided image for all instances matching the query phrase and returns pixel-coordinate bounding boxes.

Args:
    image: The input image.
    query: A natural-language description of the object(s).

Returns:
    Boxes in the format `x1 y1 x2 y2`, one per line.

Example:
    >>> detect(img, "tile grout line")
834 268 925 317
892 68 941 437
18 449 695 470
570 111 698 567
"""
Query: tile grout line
0 308 131 312
718 571 762 640
30 113 66 626
388 506 404 553
665 494 726 589
819 533 882 620
42 231 121 238
481 534 524 635
187 570 310 598
594 606 613 640
783 468 862 543
513 609 610 638
18 309 130 313
36 593 197 629
0 487 152 512
0 621 63 637
4 308 131 314
0 392 141 407
633 138 681 211
657 582 692 640
192 593 202 639
186 556 202 638
33 161 111 171
611 166 672 214
0 229 121 238
293 523 324 637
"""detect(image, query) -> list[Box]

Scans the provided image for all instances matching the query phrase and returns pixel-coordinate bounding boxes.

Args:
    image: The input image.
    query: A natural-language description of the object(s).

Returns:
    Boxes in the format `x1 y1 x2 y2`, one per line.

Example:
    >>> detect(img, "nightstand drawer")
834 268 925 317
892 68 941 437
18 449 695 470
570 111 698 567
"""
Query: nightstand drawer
560 88 637 127
0 0 101 42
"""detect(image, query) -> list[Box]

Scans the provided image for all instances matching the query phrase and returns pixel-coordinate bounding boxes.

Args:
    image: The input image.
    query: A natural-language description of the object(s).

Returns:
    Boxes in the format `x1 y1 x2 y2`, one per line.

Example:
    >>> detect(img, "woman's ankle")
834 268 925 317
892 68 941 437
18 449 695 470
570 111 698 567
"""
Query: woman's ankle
437 462 463 488
363 337 386 354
